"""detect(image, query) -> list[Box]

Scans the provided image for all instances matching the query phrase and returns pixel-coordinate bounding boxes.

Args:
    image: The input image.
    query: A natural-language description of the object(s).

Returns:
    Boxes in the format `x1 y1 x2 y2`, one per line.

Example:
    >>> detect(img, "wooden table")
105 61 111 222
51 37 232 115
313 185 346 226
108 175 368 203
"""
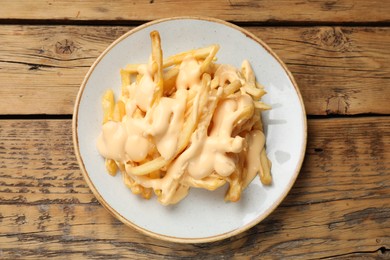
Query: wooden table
1 1 389 258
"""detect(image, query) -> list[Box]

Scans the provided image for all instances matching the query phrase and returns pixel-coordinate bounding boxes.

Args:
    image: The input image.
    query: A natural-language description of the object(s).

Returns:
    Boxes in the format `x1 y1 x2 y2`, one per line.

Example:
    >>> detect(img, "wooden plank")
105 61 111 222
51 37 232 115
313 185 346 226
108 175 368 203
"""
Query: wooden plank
0 117 389 258
0 25 389 115
0 0 389 23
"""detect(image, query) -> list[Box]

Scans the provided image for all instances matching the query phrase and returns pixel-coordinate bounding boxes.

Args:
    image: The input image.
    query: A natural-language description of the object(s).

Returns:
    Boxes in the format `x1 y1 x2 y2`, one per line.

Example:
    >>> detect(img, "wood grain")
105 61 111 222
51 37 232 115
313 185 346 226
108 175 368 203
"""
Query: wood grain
0 0 389 23
0 25 389 115
0 117 389 258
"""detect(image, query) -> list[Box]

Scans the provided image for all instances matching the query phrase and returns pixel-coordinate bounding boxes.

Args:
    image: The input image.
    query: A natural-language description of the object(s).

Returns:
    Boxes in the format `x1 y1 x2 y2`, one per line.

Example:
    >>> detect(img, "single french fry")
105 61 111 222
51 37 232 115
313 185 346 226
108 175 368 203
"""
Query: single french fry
141 187 153 199
225 150 245 202
163 66 179 96
241 60 256 84
122 171 143 194
163 45 219 68
225 170 242 202
210 75 220 89
223 80 242 97
112 100 126 122
120 69 131 97
198 87 223 133
154 189 162 196
125 157 167 176
233 105 254 127
256 81 265 89
120 69 131 86
150 31 164 105
102 90 115 124
159 184 189 205
183 174 226 191
259 149 272 185
105 159 118 176
131 185 143 195
254 101 272 110
200 44 220 73
124 64 141 73
243 84 266 99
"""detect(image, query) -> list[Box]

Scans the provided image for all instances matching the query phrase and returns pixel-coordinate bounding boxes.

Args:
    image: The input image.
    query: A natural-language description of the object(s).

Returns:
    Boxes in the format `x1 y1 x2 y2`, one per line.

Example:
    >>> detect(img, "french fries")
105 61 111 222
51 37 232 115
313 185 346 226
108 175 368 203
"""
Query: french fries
97 30 272 205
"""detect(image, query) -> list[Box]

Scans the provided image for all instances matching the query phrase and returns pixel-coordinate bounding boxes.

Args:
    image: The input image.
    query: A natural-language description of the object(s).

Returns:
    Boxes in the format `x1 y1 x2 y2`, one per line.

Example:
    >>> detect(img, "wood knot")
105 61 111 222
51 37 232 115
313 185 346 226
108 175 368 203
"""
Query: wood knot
320 28 350 49
326 93 350 115
15 214 27 225
55 39 76 55
302 27 352 52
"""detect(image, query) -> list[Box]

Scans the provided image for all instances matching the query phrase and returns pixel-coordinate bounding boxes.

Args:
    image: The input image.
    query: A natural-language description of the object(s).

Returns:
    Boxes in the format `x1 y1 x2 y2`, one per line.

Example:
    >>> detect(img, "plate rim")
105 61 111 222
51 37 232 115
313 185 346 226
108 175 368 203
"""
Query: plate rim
72 16 307 243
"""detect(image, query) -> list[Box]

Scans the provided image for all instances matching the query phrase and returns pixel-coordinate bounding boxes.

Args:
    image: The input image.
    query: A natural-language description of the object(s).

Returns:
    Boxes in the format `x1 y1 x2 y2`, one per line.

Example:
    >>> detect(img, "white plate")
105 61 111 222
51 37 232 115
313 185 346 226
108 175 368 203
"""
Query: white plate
73 17 307 243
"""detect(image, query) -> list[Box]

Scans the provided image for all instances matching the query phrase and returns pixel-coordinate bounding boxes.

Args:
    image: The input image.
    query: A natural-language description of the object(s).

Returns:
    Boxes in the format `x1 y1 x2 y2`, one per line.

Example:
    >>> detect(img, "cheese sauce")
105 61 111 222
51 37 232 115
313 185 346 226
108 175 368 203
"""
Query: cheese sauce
97 55 266 205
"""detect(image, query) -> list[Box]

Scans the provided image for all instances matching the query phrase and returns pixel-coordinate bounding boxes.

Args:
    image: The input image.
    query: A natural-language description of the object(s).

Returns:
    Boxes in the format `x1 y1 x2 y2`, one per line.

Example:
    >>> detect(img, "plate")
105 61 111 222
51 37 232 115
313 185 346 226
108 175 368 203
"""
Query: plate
73 17 307 243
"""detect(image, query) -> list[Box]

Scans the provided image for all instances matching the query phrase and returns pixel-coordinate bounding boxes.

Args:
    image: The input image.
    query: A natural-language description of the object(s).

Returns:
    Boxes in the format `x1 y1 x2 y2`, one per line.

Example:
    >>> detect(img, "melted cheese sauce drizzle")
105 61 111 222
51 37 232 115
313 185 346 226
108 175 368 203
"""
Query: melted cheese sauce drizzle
97 56 266 205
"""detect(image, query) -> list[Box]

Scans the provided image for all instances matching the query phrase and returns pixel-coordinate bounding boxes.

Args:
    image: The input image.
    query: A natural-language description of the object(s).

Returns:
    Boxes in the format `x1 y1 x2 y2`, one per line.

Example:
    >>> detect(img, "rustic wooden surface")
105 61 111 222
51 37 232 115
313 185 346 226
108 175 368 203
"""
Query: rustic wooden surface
1 26 389 115
1 0 389 23
0 1 389 259
0 118 389 259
